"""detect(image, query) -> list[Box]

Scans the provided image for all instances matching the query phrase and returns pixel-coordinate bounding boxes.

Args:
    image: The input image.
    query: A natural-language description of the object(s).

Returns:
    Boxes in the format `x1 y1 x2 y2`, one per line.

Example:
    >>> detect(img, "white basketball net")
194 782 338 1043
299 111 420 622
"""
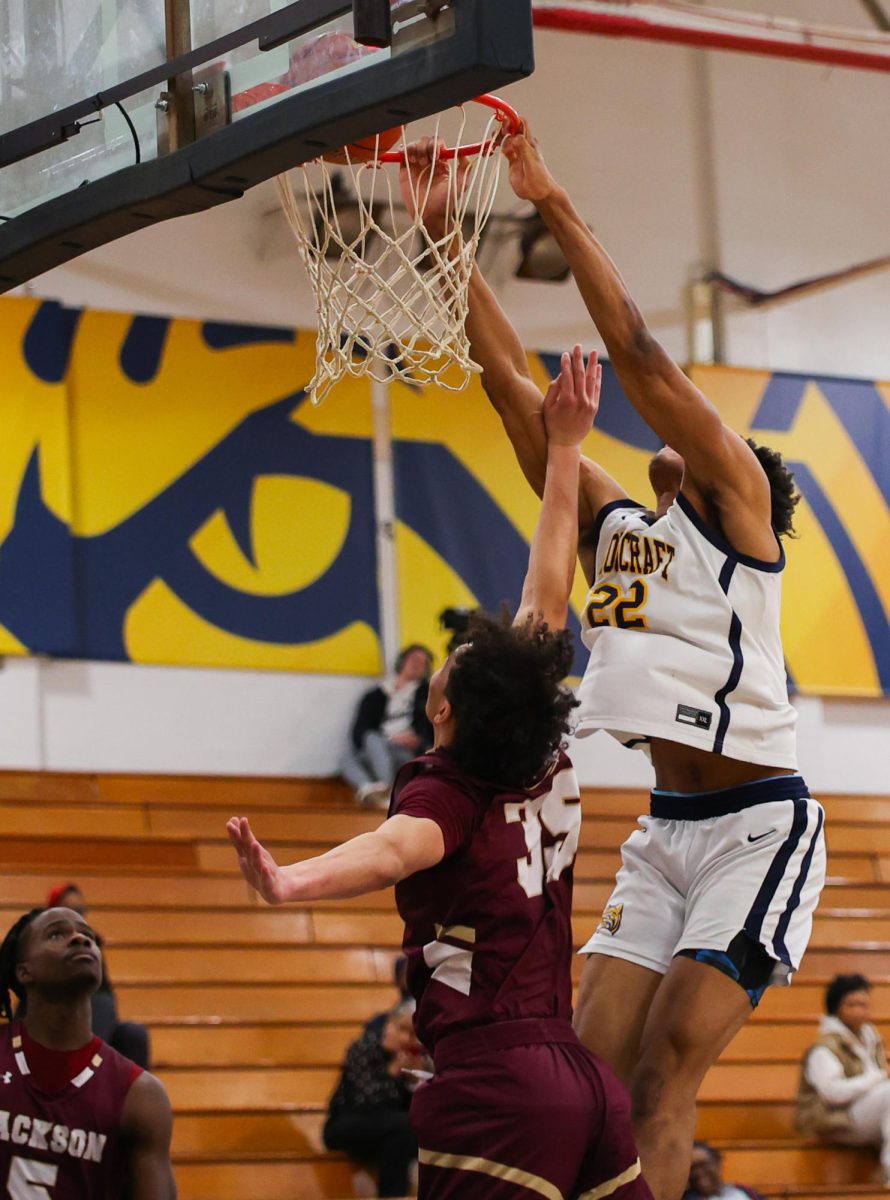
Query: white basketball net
276 106 505 404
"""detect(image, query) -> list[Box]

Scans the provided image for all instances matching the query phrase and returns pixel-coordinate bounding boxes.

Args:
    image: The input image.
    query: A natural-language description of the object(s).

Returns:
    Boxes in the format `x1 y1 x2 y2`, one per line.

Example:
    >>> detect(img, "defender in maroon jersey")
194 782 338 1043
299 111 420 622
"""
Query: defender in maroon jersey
0 907 176 1198
392 747 579 1047
229 346 653 1199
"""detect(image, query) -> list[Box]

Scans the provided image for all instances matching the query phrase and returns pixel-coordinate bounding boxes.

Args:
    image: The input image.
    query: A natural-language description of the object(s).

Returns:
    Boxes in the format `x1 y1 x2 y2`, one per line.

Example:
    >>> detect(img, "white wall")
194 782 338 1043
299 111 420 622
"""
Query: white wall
0 655 885 794
0 656 358 777
4 9 887 789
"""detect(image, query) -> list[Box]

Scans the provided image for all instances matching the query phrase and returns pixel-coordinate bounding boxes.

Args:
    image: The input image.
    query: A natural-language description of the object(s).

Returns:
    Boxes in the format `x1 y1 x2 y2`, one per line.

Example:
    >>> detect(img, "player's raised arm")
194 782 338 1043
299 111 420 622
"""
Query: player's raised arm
502 123 775 555
226 813 445 905
120 1072 177 1199
515 345 601 632
399 138 624 539
465 265 556 499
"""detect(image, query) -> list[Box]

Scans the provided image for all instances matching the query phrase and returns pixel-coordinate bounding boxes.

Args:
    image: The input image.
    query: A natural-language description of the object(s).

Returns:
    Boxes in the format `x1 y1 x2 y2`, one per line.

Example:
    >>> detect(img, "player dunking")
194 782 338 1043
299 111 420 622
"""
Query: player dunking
402 128 826 1200
229 350 653 1199
0 907 176 1198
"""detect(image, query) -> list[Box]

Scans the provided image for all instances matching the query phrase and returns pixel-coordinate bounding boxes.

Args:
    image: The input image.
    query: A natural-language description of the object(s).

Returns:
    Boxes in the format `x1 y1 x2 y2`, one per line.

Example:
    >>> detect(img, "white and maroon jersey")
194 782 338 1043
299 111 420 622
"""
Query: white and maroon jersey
0 1023 139 1198
576 494 797 769
391 750 581 1051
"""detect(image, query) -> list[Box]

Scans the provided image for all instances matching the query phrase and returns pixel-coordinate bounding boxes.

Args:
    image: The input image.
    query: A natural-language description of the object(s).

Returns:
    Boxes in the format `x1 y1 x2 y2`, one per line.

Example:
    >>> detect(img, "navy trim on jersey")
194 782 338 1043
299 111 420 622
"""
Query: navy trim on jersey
590 498 647 557
744 796 810 961
713 559 743 754
675 492 785 572
713 610 744 755
718 558 736 594
772 804 824 963
650 774 809 820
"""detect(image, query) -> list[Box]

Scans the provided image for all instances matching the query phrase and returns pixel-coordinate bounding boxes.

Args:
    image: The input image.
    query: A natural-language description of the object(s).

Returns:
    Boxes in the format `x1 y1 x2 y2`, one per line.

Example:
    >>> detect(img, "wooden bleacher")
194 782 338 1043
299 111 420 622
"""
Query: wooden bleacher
0 771 887 1199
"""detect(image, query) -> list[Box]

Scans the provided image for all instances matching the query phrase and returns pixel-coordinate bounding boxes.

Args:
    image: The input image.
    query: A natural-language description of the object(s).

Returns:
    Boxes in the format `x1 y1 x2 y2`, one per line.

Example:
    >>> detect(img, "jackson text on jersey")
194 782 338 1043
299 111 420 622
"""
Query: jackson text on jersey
0 1022 136 1198
0 1112 106 1162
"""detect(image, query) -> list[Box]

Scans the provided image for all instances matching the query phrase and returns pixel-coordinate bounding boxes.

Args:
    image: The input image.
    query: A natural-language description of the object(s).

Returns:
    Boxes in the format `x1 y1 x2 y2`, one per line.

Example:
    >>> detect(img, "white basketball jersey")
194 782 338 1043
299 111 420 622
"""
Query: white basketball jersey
576 494 798 769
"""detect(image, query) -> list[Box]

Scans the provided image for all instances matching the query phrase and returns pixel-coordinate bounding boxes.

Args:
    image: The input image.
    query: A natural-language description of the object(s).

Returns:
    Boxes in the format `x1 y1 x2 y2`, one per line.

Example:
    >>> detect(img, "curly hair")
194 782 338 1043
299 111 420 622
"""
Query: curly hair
443 611 578 789
746 438 800 538
0 909 44 1022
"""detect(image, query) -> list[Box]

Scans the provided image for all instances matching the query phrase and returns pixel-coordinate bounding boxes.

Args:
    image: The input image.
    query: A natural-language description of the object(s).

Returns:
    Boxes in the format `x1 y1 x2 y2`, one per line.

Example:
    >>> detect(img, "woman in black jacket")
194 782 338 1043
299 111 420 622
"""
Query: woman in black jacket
340 644 433 807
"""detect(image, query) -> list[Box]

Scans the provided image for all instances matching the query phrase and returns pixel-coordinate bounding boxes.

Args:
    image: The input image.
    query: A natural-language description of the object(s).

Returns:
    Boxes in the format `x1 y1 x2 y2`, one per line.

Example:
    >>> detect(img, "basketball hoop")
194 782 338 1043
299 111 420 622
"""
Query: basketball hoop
276 93 521 404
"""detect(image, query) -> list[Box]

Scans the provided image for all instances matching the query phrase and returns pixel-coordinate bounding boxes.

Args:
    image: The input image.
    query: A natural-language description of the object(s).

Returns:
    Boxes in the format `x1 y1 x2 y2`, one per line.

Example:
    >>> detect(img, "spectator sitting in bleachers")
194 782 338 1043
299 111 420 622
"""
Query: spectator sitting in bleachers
683 1141 765 1200
796 973 890 1180
340 644 434 809
41 883 151 1069
323 998 428 1197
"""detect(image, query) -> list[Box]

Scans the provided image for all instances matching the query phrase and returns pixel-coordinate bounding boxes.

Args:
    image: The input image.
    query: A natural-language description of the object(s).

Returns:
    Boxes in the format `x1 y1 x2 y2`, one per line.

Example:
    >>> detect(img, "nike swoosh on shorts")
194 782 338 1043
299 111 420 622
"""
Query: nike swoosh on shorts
747 829 776 843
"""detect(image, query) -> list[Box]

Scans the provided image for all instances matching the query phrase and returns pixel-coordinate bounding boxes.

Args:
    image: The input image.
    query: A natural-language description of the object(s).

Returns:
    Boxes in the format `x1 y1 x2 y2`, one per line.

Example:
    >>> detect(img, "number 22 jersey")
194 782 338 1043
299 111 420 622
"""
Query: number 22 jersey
576 494 797 769
391 749 581 1052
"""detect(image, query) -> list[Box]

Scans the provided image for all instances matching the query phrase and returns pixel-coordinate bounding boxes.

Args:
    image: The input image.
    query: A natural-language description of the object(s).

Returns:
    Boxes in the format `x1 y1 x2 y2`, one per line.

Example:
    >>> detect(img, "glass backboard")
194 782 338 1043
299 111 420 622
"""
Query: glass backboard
0 0 534 290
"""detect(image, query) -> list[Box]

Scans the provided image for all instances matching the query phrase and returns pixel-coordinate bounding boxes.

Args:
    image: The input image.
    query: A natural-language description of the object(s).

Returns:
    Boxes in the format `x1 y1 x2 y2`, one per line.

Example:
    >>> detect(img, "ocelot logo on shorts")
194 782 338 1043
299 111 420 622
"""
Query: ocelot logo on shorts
598 903 624 936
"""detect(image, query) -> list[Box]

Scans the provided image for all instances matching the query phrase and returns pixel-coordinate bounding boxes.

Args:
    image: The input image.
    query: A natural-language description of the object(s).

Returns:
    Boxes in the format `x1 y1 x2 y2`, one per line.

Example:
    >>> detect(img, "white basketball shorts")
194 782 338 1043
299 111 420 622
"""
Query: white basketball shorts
581 774 825 990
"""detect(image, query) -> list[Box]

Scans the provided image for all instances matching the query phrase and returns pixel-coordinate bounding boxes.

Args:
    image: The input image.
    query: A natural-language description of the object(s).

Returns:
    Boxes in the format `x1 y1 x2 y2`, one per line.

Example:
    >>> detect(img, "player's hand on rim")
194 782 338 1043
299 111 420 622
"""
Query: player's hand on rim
399 136 466 232
502 119 558 204
226 816 289 905
543 345 601 447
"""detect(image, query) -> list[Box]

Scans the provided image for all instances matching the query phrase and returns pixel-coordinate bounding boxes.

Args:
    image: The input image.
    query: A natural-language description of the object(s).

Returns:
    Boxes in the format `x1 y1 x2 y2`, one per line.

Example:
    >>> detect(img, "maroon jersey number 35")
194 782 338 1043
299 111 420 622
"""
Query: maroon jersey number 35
392 749 581 1050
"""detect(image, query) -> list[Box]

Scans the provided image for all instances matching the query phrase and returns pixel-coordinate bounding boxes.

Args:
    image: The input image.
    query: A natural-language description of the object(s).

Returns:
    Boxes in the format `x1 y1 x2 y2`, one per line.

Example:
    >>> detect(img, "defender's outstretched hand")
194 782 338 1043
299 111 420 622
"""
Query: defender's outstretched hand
543 345 601 447
227 816 289 905
513 343 599 630
502 120 559 204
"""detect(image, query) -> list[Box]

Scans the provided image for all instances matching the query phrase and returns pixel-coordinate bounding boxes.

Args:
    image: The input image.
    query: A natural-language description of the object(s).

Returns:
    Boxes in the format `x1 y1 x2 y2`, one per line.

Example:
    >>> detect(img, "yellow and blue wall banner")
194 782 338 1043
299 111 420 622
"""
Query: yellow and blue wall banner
0 296 887 696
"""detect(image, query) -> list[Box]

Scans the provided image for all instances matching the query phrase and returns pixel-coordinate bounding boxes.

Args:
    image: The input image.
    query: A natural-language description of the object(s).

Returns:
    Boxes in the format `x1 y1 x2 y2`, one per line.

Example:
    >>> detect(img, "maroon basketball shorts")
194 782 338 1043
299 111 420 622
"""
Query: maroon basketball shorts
411 1018 652 1200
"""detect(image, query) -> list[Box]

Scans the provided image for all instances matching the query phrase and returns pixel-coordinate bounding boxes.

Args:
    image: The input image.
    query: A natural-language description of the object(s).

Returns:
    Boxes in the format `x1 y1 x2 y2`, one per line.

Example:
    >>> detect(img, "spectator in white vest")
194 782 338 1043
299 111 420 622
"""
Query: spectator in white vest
796 974 890 1180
